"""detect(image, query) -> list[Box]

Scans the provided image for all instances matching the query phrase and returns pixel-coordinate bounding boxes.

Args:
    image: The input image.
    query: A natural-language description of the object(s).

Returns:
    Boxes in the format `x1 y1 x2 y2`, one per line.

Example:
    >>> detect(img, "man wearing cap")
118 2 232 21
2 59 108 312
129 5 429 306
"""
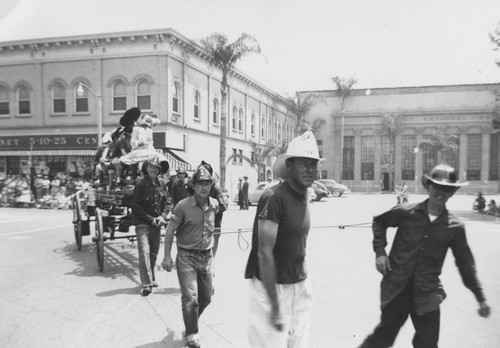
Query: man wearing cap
161 166 220 348
132 157 170 296
171 170 190 207
358 164 491 348
245 131 322 347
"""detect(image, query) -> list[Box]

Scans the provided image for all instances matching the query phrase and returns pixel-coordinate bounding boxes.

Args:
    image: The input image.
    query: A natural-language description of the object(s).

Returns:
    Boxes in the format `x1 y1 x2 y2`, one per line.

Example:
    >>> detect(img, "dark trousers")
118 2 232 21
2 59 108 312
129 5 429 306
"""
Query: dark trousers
359 283 440 348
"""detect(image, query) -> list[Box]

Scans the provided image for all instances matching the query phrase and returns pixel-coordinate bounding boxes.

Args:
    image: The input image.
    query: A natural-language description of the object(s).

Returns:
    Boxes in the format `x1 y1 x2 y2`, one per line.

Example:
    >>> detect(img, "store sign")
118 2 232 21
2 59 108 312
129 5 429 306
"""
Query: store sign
0 134 99 150
0 132 179 151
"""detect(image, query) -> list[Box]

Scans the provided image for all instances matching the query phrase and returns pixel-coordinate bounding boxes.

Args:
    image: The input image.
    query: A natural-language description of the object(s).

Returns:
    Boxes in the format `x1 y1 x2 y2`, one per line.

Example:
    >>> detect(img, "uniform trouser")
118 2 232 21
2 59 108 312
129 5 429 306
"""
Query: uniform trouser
248 277 313 348
359 282 440 348
135 223 161 287
176 248 213 337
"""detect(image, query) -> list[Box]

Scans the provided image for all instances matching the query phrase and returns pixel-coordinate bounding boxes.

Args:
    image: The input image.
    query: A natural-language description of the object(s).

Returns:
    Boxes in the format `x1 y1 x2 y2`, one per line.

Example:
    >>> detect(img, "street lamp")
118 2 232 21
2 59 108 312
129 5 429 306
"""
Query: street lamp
77 82 103 147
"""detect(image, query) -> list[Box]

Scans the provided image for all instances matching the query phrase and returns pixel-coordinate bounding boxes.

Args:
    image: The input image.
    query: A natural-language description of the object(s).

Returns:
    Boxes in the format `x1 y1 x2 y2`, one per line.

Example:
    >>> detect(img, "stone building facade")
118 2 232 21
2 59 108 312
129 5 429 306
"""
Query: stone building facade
300 84 500 194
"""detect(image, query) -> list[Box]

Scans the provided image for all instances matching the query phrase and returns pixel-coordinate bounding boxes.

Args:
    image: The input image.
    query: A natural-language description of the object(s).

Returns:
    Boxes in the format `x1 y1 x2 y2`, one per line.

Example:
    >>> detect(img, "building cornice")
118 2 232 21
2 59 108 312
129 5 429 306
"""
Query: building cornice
0 27 289 107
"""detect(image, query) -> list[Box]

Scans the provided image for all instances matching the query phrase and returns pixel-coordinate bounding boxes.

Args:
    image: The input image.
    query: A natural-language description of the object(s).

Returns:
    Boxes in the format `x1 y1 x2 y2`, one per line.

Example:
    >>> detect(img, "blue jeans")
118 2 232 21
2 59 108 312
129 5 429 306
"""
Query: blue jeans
135 223 161 287
176 248 213 336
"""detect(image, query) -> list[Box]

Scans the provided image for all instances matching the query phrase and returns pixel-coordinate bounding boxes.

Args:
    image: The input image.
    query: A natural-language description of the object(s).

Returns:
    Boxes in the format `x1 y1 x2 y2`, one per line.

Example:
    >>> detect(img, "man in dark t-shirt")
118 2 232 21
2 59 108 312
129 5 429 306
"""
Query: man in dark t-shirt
244 131 322 348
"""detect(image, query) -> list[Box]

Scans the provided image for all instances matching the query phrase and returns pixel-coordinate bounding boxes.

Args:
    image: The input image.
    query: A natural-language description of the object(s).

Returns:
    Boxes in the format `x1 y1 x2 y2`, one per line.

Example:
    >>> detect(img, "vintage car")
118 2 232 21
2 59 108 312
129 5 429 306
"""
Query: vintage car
317 179 350 197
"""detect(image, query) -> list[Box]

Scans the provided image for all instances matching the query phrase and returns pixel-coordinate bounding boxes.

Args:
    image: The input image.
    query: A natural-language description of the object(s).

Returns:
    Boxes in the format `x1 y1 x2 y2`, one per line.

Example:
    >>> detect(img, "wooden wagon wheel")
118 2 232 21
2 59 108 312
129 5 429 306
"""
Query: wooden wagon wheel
72 194 83 251
94 208 105 272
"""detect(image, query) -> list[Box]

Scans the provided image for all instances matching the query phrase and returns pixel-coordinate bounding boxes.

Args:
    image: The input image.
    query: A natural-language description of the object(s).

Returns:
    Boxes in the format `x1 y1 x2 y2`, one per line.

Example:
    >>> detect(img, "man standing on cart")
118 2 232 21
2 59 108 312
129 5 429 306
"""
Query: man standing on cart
132 157 170 296
161 166 220 348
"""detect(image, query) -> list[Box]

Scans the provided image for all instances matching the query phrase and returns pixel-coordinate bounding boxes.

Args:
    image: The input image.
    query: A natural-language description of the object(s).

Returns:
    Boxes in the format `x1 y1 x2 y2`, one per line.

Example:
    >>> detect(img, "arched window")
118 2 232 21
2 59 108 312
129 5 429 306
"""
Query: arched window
268 119 272 140
136 81 151 111
251 112 255 136
112 81 127 112
75 83 89 113
232 106 237 130
52 83 66 114
0 86 9 115
238 108 243 132
277 123 282 142
193 90 200 120
17 85 31 115
212 98 219 125
172 81 180 114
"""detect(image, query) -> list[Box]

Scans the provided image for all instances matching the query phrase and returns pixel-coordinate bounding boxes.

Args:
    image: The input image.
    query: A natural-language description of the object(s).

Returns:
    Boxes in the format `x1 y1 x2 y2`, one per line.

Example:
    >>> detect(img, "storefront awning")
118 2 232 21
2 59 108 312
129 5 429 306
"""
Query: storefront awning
0 149 96 156
161 148 192 172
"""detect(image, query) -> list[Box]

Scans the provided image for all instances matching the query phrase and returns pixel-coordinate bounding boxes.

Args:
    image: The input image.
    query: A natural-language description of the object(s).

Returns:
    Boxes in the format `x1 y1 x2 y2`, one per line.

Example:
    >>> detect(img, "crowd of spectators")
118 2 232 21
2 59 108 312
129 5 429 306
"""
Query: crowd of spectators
0 172 93 209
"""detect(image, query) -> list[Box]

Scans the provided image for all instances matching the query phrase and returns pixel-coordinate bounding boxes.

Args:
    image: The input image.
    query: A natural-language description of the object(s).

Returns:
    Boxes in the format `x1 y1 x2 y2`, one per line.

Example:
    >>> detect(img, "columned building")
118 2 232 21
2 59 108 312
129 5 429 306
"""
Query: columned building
300 84 500 194
0 28 296 198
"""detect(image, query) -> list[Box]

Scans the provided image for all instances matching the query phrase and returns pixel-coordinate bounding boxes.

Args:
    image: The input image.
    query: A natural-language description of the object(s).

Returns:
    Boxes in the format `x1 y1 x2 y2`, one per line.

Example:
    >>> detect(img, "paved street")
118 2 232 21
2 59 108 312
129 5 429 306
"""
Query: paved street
0 192 499 348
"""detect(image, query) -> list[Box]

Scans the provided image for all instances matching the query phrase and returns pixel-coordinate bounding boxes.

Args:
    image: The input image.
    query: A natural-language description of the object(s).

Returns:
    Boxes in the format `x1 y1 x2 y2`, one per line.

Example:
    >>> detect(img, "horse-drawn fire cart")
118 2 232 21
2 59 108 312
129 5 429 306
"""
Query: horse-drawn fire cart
71 178 144 272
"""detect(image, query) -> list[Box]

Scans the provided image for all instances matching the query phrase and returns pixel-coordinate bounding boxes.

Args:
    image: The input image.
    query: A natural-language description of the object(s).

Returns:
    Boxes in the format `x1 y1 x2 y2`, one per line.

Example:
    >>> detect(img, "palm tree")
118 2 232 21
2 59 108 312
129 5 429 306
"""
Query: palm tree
381 113 404 186
198 33 261 189
286 93 327 136
331 76 357 182
418 131 458 166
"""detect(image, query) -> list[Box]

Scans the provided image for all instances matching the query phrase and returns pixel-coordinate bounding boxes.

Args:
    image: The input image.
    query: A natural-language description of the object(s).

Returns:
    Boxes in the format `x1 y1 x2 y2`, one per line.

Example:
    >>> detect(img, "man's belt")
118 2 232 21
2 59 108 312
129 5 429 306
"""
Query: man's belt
178 247 212 255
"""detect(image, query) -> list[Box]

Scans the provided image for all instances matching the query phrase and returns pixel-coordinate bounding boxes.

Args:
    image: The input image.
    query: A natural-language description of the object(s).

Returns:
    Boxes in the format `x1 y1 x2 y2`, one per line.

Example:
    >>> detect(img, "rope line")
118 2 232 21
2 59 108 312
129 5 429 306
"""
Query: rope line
212 221 372 251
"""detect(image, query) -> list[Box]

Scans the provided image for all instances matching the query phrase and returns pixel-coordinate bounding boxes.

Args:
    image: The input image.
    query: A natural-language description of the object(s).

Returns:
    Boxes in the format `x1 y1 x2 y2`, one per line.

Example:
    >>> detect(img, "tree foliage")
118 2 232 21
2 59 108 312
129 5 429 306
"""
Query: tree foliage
490 22 500 52
332 76 357 182
198 33 261 189
226 140 277 181
418 131 458 164
331 76 357 114
381 114 403 136
285 93 326 136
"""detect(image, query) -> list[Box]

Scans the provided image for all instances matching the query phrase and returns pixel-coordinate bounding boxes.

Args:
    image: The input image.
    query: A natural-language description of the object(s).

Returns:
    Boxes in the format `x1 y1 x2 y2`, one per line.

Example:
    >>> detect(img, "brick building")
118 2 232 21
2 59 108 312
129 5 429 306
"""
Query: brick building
0 28 295 197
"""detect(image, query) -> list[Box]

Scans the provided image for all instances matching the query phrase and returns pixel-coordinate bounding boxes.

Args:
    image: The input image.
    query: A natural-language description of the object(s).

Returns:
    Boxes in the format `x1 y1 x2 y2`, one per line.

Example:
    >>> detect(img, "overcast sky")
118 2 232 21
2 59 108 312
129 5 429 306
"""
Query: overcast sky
0 0 499 96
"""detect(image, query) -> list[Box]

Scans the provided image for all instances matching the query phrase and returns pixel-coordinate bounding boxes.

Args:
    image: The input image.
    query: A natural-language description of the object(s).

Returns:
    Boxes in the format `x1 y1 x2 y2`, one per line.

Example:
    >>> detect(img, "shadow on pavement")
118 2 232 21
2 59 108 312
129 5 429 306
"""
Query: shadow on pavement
56 240 141 285
134 328 185 348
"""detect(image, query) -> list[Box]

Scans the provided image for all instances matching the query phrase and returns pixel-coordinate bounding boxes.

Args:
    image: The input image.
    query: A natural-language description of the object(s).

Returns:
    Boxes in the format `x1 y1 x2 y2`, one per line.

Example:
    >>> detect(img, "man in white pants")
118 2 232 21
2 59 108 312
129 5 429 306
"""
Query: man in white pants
244 131 322 347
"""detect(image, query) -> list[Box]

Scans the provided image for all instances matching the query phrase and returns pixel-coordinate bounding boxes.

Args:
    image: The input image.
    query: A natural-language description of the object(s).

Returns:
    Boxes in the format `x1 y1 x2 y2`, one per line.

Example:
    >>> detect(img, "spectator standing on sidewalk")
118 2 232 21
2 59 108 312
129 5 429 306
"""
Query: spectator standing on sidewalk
358 164 491 348
238 177 244 210
161 166 220 348
242 176 249 209
132 157 170 296
244 131 323 348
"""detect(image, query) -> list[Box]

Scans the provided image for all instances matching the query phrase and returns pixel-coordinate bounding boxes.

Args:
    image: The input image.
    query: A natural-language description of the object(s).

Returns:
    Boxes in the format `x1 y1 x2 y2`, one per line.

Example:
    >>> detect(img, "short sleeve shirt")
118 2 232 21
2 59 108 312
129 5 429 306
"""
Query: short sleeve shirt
244 181 311 284
171 195 219 250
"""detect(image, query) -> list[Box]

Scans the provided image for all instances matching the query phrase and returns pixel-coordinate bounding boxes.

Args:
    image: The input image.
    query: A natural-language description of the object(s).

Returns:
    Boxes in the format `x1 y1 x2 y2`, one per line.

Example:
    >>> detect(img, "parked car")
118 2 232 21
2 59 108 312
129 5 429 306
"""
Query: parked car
233 180 281 206
318 179 350 197
310 181 329 202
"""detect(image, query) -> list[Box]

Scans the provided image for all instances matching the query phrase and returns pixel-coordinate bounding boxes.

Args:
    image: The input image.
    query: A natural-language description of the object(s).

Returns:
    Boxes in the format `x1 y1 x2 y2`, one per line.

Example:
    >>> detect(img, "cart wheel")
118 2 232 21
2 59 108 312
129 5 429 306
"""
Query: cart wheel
72 195 83 251
94 208 105 272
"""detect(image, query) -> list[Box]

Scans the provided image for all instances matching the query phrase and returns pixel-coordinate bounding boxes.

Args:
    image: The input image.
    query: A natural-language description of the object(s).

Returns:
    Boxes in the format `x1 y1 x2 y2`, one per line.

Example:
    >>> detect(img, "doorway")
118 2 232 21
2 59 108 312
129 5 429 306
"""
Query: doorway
382 172 391 191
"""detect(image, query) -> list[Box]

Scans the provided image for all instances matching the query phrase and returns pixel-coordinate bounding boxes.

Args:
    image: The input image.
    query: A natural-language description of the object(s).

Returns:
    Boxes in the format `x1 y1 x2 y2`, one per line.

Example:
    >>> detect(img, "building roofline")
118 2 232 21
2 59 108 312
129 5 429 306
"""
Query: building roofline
298 82 500 96
0 27 289 106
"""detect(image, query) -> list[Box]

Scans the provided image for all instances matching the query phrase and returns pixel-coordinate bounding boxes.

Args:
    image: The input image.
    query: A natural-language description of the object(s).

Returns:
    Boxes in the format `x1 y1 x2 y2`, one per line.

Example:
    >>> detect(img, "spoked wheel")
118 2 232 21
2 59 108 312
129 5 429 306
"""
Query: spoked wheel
94 208 105 272
72 195 83 251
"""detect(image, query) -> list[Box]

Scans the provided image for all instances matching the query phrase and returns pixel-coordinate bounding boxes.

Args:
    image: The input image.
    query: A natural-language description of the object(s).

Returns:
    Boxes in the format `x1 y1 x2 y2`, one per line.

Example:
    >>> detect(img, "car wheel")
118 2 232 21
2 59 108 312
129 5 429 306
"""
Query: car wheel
333 191 342 197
